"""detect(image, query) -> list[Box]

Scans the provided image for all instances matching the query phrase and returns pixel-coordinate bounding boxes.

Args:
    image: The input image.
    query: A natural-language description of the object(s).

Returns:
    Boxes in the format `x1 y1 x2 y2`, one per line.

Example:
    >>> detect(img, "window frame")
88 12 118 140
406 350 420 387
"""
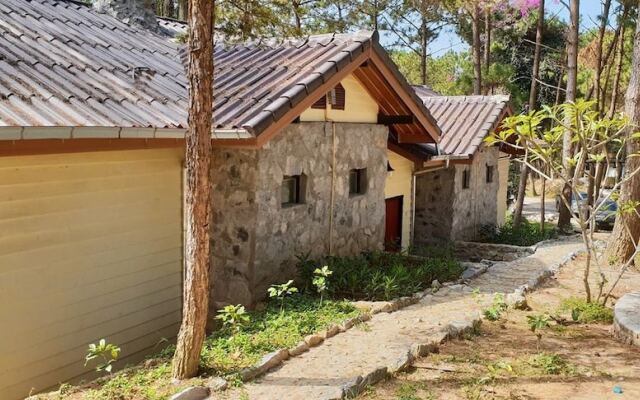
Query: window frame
349 168 367 196
462 169 470 189
486 165 494 183
281 174 305 207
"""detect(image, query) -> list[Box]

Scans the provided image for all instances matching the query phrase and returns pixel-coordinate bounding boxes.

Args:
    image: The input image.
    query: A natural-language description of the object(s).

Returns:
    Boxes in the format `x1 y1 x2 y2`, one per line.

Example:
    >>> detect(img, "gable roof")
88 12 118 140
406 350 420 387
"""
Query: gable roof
0 0 440 147
412 87 511 158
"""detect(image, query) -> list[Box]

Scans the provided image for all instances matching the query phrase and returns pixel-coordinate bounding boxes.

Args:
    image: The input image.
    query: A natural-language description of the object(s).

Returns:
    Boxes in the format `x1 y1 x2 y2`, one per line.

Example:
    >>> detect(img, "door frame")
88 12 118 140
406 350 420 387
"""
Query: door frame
385 195 404 251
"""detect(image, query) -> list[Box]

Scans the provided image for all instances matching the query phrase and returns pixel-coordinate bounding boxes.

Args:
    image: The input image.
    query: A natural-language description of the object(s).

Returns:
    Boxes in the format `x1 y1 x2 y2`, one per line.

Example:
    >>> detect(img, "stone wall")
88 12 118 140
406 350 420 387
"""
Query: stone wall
210 122 388 307
414 167 455 242
414 144 501 242
451 145 500 240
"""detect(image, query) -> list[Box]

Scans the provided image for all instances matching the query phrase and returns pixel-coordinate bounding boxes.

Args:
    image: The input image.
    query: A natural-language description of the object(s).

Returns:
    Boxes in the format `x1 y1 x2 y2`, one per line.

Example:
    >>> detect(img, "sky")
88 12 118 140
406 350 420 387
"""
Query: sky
425 1 613 57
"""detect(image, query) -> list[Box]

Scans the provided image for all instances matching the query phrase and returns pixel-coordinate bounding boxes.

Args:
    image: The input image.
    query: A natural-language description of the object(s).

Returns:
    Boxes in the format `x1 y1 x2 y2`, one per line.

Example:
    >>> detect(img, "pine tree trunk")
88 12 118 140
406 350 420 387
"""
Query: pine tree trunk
420 16 428 85
608 4 629 118
529 0 544 110
595 0 612 116
471 3 482 95
172 0 214 380
483 7 491 95
513 163 529 228
606 14 640 265
558 0 580 230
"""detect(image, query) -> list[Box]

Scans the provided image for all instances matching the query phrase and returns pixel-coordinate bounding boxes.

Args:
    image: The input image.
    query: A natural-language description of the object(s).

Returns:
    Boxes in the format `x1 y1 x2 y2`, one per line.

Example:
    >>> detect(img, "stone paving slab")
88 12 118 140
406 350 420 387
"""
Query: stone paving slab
219 236 583 400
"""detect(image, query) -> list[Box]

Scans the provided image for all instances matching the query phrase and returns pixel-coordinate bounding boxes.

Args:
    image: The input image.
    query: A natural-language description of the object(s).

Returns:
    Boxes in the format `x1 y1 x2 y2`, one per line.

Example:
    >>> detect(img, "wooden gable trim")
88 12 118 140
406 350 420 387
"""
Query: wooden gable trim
387 141 425 168
369 48 440 143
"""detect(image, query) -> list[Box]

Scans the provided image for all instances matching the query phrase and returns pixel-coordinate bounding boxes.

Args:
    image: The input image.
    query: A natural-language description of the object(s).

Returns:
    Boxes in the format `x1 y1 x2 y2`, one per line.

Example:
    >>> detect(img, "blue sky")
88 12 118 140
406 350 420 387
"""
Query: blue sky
425 1 611 57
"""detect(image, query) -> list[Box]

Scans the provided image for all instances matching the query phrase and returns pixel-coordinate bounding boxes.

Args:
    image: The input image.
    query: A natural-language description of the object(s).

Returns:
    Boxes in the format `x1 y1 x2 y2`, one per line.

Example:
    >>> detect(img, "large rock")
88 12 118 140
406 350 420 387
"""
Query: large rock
614 292 640 346
93 0 159 32
169 386 210 400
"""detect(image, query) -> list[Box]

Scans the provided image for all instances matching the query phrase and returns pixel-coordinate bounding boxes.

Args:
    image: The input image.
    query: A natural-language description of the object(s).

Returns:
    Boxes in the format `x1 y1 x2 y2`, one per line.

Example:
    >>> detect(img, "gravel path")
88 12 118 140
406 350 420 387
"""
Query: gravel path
220 237 584 400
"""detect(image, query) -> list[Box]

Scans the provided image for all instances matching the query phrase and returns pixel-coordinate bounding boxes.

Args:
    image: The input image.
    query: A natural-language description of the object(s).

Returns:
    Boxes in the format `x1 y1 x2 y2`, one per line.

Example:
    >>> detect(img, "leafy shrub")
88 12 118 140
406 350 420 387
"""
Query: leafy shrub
479 215 557 247
216 304 250 332
483 293 508 321
559 297 614 324
528 352 574 375
85 339 121 374
201 295 358 376
297 251 463 301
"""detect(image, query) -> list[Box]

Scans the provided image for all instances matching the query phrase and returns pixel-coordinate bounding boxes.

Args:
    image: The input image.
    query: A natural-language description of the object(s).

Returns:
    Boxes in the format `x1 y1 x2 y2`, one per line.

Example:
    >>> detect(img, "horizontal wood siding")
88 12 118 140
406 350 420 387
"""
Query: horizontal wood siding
0 148 184 399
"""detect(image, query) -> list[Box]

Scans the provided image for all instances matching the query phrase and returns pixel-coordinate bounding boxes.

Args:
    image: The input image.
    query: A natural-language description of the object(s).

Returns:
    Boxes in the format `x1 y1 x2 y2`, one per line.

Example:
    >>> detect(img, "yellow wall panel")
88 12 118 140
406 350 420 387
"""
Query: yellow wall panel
0 148 184 399
384 151 414 249
300 74 379 123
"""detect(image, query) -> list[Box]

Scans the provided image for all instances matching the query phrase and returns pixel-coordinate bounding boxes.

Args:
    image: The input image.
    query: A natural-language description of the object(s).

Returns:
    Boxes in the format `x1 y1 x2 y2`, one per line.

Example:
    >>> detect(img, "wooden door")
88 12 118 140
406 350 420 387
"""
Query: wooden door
385 196 403 251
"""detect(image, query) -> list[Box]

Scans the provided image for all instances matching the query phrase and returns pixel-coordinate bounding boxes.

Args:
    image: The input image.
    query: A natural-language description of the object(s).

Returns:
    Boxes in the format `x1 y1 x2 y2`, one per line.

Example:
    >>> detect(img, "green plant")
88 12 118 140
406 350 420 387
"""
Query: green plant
216 304 251 332
268 280 298 313
559 297 614 324
483 293 508 321
479 215 557 246
297 250 463 301
528 352 572 375
85 339 121 374
527 314 550 350
312 266 332 306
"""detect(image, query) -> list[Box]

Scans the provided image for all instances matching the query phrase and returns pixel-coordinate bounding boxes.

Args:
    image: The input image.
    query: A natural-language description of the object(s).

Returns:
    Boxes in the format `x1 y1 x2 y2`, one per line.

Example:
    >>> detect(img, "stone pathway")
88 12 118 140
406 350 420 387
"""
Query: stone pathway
220 237 583 400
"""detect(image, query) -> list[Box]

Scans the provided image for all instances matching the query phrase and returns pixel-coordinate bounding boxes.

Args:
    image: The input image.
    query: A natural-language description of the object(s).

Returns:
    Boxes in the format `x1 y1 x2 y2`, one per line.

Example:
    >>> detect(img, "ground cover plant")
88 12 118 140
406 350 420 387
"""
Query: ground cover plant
45 294 359 400
297 250 463 301
479 215 557 247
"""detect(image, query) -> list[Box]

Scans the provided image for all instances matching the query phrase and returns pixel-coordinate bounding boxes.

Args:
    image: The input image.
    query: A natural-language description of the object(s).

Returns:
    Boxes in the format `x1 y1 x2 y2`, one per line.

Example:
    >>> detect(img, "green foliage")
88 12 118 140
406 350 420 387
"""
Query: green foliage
483 293 508 321
559 297 614 324
528 352 574 375
85 339 121 374
312 265 333 305
391 50 473 95
297 250 463 301
479 215 557 246
216 304 251 332
201 295 359 377
268 280 298 313
527 314 550 350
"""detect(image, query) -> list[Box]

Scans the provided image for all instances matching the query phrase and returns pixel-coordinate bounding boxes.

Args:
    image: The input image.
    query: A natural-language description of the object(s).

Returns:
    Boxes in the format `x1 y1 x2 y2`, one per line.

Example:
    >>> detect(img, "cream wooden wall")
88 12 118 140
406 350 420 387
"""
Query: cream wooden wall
300 74 379 123
384 151 414 249
497 154 510 226
0 148 184 399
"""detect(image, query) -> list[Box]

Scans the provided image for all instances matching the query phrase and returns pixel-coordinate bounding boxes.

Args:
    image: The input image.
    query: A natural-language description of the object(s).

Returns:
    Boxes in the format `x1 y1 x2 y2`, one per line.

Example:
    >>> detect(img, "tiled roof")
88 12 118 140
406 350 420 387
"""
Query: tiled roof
412 87 511 158
0 0 440 145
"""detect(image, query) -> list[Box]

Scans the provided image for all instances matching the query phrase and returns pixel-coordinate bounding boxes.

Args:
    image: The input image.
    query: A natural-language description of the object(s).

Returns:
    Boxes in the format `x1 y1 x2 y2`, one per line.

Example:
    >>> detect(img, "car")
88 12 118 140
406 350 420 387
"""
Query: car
555 192 617 230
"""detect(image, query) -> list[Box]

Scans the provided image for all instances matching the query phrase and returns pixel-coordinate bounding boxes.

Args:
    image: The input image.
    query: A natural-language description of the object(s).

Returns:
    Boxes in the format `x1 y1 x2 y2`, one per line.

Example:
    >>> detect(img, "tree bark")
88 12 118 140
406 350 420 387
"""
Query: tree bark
420 15 428 85
558 0 580 230
606 12 640 265
483 6 491 95
529 0 544 110
608 4 629 118
471 2 482 95
595 0 612 116
172 0 214 380
513 163 529 227
178 0 188 20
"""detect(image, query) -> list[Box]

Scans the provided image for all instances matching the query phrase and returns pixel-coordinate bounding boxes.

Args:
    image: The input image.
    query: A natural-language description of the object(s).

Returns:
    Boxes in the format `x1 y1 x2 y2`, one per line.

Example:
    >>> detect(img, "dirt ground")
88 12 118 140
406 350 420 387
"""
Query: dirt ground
359 253 640 400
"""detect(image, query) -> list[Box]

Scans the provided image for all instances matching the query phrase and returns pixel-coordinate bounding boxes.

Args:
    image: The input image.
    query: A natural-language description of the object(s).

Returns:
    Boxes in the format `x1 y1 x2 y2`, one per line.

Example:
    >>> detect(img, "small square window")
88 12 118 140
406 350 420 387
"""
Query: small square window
486 165 494 183
462 169 470 189
349 168 367 196
281 174 305 206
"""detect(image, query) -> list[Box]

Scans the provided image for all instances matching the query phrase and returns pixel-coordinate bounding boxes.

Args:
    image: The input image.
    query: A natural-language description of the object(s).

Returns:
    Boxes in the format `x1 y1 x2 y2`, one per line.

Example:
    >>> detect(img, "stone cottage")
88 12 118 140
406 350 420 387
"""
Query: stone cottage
408 88 513 242
0 0 440 396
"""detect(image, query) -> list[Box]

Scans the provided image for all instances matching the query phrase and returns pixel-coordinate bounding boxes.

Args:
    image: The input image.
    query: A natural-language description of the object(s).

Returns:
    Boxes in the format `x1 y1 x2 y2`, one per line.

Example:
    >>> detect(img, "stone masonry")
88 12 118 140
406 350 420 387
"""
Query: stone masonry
210 122 389 307
415 144 501 242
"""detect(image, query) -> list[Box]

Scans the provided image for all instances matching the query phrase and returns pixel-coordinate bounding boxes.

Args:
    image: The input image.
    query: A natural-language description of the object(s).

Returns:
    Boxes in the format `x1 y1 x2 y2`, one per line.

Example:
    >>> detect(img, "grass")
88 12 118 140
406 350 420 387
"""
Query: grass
66 295 359 400
558 297 614 324
479 216 557 247
297 250 463 301
200 295 359 377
